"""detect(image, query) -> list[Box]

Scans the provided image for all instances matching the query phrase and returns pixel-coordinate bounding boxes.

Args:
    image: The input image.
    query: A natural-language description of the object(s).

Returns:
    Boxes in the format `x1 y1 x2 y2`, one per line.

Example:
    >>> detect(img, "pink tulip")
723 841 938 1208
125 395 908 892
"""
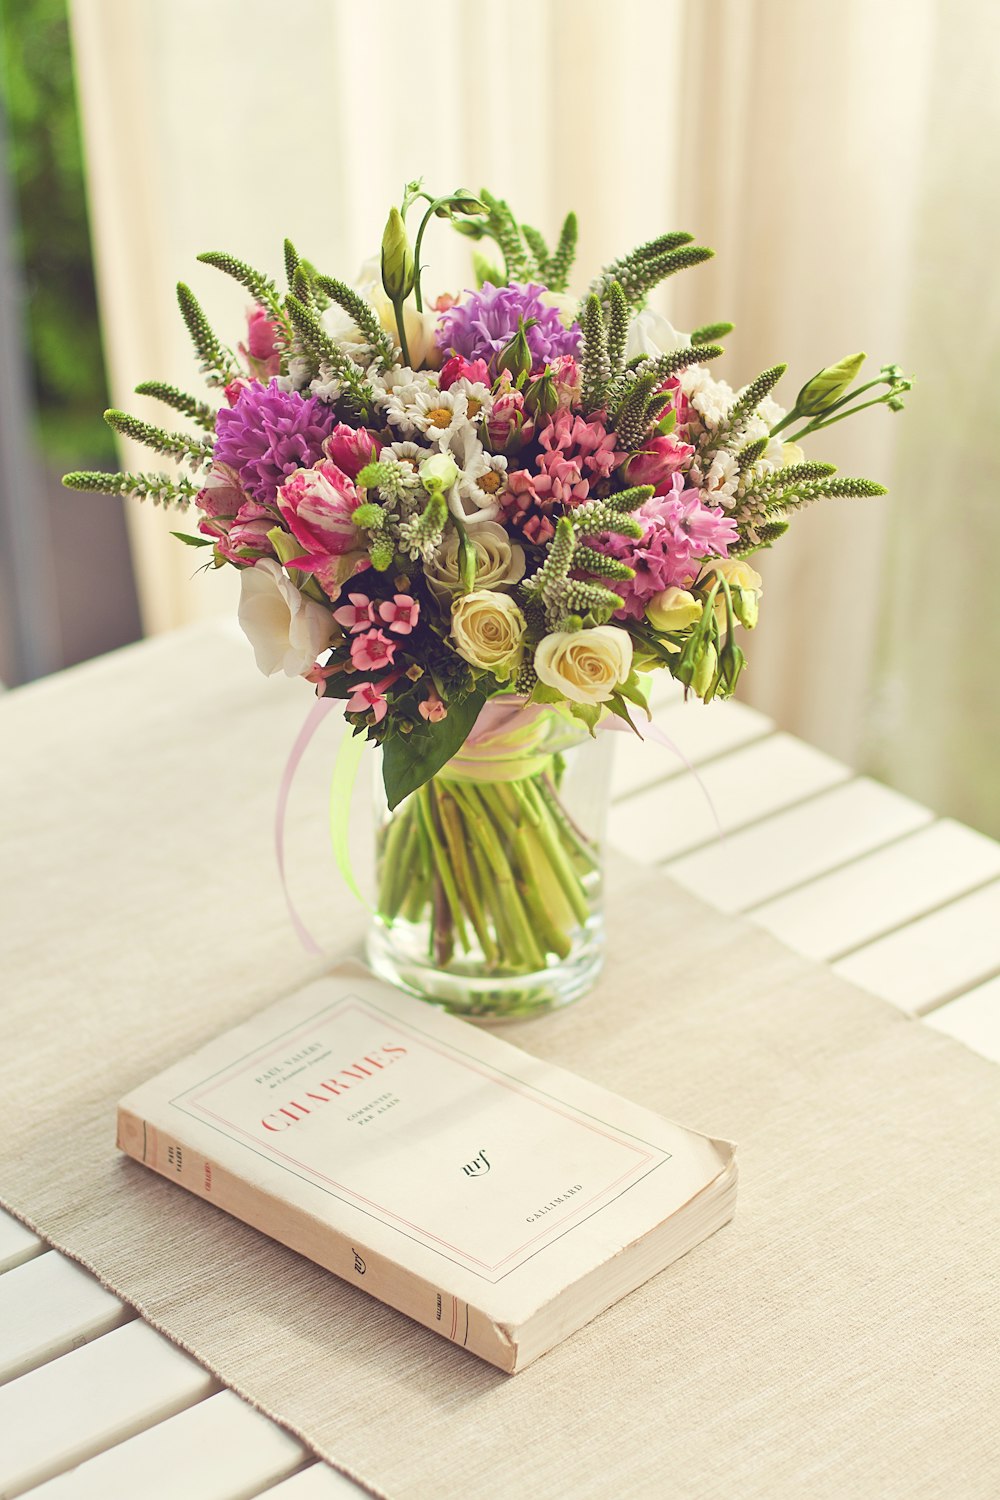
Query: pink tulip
323 423 382 479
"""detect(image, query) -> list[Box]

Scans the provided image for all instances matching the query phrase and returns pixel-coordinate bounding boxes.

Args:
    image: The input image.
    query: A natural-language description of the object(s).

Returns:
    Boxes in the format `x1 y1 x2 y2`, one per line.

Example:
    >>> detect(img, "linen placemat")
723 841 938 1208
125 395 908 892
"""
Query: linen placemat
3 623 999 1500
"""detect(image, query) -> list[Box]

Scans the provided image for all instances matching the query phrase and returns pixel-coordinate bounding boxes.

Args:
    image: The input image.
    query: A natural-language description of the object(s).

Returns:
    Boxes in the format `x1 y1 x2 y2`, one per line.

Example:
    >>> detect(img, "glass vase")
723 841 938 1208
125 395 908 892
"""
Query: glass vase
365 699 613 1021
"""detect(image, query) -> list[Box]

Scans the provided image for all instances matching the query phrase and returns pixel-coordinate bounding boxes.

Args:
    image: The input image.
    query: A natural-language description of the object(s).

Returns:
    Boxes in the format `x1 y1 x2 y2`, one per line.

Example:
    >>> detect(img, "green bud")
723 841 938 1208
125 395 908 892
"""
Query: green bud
795 352 866 416
381 207 415 303
419 451 459 495
352 502 385 530
690 640 719 700
495 318 535 383
370 538 395 572
266 527 303 568
524 370 559 421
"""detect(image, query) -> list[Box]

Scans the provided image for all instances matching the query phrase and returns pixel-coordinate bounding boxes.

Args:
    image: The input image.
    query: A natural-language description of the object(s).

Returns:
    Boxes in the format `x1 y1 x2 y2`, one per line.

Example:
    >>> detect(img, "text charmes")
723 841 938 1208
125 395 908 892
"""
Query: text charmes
260 1043 407 1132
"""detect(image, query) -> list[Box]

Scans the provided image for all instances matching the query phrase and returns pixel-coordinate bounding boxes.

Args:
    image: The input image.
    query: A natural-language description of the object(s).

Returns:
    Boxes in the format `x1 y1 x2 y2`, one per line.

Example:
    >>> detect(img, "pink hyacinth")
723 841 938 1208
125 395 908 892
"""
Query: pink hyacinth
439 355 491 391
345 680 389 723
597 474 739 619
332 593 376 633
350 629 397 672
322 423 382 479
378 594 419 634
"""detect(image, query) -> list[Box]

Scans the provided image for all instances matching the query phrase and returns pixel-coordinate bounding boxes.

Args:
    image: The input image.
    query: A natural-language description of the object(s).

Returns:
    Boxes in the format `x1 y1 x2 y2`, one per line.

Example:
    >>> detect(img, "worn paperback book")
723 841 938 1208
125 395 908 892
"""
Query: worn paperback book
118 962 737 1372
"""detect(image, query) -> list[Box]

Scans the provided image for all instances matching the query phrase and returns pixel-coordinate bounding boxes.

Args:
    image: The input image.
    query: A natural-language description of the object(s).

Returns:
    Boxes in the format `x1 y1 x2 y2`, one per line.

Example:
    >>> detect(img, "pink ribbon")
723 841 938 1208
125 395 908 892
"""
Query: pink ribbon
274 696 337 955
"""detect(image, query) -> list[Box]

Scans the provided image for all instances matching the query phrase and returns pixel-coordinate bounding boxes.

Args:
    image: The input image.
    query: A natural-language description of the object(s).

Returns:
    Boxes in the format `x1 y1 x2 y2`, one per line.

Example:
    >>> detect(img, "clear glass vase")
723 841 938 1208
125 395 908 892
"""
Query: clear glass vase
365 700 613 1021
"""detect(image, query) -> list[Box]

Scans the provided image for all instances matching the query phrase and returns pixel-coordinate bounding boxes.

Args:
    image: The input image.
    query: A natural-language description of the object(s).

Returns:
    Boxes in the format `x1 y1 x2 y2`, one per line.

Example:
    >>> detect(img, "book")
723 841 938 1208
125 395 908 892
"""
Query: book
118 962 736 1373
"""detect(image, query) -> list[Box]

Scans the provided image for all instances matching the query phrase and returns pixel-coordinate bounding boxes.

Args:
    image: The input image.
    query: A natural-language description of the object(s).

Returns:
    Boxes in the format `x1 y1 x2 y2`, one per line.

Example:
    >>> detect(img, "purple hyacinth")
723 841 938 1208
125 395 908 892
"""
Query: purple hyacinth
436 283 581 373
214 380 337 505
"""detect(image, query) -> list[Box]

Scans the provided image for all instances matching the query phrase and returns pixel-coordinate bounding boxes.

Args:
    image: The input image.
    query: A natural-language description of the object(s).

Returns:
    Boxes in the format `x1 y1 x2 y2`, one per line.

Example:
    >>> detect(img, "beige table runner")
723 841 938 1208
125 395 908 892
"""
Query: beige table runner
3 624 999 1500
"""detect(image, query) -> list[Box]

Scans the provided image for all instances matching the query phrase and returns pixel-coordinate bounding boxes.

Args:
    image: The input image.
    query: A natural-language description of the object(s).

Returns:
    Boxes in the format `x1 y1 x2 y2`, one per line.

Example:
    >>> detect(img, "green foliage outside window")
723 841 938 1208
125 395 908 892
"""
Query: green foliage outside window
0 0 113 462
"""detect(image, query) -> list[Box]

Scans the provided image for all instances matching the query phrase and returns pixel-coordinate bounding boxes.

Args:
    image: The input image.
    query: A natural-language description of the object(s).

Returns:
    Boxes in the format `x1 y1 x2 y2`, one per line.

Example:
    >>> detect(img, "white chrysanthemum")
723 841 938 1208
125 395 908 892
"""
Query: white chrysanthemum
409 388 469 444
384 440 428 484
373 367 440 435
448 377 494 422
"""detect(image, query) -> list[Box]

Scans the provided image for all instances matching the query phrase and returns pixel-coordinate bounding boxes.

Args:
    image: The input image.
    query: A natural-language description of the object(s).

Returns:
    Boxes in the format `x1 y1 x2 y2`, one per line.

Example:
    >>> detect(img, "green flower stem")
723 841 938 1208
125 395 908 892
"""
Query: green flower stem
375 763 601 977
416 786 469 952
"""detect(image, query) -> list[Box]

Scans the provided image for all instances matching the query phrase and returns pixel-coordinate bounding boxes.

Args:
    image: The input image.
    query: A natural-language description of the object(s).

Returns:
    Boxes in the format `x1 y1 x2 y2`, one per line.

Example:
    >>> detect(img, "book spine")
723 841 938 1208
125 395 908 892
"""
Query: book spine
116 1106 517 1373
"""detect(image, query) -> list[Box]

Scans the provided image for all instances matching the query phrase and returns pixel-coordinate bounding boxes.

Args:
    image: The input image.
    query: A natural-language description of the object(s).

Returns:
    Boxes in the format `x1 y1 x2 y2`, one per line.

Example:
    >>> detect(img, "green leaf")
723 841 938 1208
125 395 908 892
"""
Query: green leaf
170 531 213 547
605 694 644 737
381 684 489 810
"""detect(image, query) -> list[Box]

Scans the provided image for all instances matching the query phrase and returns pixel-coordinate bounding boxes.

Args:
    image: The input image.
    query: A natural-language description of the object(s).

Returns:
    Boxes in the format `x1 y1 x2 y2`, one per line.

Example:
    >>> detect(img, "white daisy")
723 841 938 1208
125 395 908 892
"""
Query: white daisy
408 388 469 445
448 377 494 423
384 440 428 487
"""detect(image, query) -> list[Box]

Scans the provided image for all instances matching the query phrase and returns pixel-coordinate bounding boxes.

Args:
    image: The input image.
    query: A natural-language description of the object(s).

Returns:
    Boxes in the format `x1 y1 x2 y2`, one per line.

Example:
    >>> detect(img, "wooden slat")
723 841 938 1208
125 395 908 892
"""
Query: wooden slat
925 975 1000 1064
258 1462 370 1497
665 777 932 913
0 1207 44 1273
27 1390 307 1500
833 880 1000 1015
608 733 851 865
0 1250 132 1384
0 1319 216 1497
611 698 773 800
751 819 1000 961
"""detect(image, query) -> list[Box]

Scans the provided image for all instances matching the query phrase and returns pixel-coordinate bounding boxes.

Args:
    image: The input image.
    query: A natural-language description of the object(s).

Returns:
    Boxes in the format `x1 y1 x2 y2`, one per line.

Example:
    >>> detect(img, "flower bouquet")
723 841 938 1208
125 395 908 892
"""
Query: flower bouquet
65 182 910 1018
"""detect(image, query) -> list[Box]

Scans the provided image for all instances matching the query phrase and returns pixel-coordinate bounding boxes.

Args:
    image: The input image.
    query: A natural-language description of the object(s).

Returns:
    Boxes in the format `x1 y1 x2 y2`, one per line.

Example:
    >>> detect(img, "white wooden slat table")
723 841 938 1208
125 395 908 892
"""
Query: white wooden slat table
4 622 999 1498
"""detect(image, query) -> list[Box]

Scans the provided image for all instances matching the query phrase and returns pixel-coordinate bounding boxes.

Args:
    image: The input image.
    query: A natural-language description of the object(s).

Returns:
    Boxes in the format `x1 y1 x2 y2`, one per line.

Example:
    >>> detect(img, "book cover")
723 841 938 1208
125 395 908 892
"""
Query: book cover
118 962 736 1371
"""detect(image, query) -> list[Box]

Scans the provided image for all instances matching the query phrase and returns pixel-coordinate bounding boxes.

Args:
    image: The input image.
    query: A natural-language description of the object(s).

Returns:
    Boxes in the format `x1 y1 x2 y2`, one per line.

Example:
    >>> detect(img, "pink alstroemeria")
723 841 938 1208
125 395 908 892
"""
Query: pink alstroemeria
350 629 397 672
487 386 532 452
345 681 389 723
622 433 694 491
322 423 382 479
419 690 447 722
439 355 491 391
333 593 376 633
378 594 420 634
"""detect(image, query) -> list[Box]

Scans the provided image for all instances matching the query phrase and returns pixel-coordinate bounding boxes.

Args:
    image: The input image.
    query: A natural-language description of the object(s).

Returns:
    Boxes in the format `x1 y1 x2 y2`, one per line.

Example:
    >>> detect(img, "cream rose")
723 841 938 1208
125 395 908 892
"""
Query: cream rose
238 559 334 678
645 587 703 633
426 522 525 601
451 590 526 680
534 626 633 706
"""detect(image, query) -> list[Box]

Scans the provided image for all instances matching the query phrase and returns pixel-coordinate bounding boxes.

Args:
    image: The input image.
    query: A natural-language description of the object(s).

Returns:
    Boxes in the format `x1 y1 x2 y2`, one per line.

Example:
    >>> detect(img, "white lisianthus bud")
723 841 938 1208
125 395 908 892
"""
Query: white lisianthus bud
238 559 334 678
426 521 525 600
690 640 718 700
703 559 763 632
645 587 703 633
534 626 633 706
419 451 460 494
450 590 527 681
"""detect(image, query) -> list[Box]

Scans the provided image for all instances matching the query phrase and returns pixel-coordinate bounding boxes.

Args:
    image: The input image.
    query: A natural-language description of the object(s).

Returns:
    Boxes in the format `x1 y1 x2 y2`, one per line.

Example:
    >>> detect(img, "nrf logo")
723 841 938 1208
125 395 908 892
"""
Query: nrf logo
462 1148 490 1178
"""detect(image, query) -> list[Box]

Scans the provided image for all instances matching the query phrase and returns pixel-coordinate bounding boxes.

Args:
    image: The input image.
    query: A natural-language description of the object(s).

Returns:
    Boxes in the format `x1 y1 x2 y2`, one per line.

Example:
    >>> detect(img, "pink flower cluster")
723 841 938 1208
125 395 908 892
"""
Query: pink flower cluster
599 474 739 619
501 409 627 544
334 592 422 722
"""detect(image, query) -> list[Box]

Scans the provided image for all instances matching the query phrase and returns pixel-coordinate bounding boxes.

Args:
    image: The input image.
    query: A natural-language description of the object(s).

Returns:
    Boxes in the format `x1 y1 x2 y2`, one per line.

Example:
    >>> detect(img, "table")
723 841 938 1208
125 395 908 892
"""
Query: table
2 622 998 1499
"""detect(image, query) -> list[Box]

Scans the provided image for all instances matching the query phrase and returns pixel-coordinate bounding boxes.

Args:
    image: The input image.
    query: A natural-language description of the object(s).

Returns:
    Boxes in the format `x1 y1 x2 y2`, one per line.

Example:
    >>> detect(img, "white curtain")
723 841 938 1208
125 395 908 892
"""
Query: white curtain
70 0 999 833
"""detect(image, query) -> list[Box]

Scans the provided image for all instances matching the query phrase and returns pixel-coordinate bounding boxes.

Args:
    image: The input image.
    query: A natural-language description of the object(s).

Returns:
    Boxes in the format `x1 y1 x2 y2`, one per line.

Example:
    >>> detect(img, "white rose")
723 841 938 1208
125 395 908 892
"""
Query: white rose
450 590 526 680
539 289 580 327
238 559 334 678
625 308 691 362
534 626 633 705
426 522 525 601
